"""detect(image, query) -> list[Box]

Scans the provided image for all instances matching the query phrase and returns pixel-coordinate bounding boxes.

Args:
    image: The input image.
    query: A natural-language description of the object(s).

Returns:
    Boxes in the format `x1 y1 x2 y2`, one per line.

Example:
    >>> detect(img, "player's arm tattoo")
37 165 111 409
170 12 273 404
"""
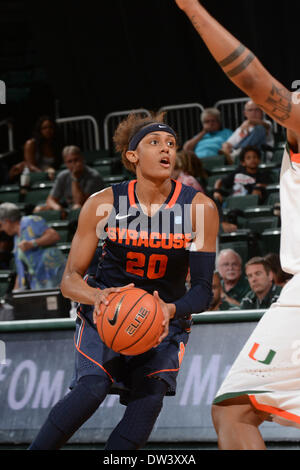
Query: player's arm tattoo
218 43 255 78
258 84 292 123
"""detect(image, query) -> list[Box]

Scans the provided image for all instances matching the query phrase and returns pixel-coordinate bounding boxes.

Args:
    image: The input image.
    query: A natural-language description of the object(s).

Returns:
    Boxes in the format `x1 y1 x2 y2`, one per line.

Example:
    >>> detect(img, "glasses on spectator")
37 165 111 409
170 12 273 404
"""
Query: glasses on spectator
219 262 240 268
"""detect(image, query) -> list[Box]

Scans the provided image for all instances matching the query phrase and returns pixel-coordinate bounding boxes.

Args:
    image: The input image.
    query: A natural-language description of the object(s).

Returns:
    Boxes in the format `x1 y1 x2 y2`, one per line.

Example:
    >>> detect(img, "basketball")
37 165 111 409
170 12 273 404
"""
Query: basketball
96 287 165 356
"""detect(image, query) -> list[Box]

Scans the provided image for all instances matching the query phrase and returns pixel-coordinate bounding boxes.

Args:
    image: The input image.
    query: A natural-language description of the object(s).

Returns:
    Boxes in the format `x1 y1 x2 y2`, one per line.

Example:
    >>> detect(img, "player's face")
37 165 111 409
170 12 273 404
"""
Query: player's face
246 264 273 295
135 132 177 178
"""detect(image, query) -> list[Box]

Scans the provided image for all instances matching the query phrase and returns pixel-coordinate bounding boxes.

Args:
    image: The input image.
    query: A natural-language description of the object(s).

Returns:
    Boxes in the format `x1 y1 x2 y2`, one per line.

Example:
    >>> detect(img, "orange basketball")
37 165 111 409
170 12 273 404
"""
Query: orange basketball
96 287 164 356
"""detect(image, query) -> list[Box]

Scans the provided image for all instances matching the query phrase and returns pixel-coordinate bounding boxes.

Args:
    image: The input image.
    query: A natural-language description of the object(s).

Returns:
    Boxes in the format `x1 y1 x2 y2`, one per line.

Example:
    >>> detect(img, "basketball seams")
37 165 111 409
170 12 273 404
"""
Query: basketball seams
110 291 149 351
118 297 160 354
98 288 133 348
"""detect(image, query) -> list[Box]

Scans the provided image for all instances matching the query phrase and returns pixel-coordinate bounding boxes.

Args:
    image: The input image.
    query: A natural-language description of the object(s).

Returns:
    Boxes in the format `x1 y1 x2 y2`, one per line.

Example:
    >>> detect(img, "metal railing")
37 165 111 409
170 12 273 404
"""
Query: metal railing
56 115 100 151
158 103 205 147
103 108 151 151
214 97 285 141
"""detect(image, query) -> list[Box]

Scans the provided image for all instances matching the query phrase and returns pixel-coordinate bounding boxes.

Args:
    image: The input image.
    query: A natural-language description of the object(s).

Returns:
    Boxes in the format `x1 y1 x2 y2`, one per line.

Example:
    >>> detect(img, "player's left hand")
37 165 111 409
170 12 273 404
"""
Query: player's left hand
153 291 175 346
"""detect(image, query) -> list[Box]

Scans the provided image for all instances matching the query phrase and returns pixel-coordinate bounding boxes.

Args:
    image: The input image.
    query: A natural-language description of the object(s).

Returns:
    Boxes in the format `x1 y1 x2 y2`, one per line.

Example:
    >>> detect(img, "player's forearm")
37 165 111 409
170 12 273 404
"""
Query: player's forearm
61 269 98 305
180 2 263 94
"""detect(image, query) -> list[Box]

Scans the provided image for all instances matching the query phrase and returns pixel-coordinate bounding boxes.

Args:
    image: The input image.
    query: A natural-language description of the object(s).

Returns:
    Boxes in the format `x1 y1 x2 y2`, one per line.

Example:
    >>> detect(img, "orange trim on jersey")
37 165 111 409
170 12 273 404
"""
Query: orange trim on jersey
249 394 300 425
74 313 114 383
290 149 300 164
128 179 137 207
166 180 182 209
147 368 180 378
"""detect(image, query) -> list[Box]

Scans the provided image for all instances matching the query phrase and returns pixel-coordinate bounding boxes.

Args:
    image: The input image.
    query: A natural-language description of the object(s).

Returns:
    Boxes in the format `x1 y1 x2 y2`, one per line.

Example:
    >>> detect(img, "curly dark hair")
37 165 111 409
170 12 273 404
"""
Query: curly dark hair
113 111 177 174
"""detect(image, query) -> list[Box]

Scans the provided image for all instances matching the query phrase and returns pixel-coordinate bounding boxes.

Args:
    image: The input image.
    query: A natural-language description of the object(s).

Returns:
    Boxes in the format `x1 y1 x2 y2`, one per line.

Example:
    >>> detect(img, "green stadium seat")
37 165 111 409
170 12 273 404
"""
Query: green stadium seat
0 185 20 203
38 210 62 222
200 155 226 172
24 182 53 205
244 216 279 233
48 220 70 242
243 206 273 218
83 149 111 164
29 172 51 184
219 240 249 265
67 208 81 222
0 270 15 298
271 148 284 166
261 228 281 255
267 192 280 206
102 174 127 187
209 165 237 175
56 242 71 256
224 194 259 211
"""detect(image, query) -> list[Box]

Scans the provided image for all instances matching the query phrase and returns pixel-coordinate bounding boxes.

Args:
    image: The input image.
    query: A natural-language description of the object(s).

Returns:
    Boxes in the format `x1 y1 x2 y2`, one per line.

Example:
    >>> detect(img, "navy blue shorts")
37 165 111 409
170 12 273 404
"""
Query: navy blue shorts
70 299 190 404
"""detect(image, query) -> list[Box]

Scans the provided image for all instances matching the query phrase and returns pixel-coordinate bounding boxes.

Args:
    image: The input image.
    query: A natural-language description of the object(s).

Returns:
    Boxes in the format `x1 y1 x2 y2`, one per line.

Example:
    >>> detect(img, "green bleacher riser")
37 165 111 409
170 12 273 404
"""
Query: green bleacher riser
260 228 281 255
224 194 259 211
200 155 226 172
48 221 70 243
0 270 15 298
244 216 279 233
0 185 20 203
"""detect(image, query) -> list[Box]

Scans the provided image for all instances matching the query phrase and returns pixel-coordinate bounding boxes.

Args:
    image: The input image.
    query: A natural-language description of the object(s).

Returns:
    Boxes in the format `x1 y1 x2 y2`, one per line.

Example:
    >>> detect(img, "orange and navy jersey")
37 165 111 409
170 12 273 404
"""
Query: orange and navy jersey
95 179 199 303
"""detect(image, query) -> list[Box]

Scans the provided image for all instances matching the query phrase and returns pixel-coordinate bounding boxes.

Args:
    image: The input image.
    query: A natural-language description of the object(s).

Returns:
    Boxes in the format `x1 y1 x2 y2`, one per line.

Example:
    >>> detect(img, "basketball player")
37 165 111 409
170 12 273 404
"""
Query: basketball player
28 112 218 450
175 0 300 450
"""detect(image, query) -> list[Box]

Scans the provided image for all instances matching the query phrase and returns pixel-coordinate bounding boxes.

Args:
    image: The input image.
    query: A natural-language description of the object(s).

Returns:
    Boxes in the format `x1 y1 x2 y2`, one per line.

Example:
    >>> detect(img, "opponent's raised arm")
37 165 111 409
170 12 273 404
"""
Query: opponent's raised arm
175 0 300 135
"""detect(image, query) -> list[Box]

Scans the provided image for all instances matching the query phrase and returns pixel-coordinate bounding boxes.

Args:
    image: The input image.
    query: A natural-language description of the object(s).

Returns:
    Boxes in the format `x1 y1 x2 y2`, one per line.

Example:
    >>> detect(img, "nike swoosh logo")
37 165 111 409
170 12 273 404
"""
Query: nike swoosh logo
115 213 130 220
108 295 126 326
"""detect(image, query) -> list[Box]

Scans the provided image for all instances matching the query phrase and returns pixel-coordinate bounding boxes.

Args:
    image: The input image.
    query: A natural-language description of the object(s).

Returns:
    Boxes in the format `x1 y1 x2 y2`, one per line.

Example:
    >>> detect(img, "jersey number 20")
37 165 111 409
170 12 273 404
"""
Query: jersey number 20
126 252 168 279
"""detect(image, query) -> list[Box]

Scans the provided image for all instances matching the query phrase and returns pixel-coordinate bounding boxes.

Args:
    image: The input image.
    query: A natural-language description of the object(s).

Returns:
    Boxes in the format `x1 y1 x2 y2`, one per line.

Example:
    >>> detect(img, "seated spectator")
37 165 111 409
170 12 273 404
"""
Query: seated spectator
183 108 232 159
208 271 239 311
240 256 282 310
23 115 63 179
217 249 250 306
221 100 274 162
172 150 206 192
213 146 273 205
34 145 104 217
264 253 293 287
0 203 66 290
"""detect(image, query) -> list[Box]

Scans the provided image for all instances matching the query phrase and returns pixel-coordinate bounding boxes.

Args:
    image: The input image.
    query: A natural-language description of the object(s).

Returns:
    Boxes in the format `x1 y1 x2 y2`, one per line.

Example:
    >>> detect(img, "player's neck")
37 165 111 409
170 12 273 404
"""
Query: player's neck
135 177 172 212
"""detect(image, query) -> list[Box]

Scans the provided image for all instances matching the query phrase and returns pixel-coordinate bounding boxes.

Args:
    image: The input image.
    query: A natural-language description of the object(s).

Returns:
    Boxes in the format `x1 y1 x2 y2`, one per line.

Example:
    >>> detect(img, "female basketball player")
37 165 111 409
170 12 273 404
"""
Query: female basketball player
175 0 300 450
28 111 218 450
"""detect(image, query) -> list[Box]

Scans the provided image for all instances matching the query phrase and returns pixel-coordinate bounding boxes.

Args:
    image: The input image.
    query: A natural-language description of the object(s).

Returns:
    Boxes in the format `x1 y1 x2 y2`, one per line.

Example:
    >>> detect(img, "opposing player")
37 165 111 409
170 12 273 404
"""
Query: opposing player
28 112 218 450
175 0 300 450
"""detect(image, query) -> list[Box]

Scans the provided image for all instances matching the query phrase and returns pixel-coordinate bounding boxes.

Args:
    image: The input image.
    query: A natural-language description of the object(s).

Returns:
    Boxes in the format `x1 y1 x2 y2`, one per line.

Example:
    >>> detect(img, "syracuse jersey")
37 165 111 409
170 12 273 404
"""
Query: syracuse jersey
95 179 199 304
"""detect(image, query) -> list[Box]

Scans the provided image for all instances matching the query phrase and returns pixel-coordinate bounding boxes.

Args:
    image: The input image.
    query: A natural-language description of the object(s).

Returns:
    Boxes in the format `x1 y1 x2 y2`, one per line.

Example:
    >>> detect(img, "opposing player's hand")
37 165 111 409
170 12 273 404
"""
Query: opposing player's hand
153 291 175 346
93 283 134 324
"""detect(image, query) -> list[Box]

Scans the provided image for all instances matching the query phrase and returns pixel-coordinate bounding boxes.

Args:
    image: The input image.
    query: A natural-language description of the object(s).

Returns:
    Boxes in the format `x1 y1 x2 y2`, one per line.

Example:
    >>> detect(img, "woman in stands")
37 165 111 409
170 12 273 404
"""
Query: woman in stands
23 116 62 179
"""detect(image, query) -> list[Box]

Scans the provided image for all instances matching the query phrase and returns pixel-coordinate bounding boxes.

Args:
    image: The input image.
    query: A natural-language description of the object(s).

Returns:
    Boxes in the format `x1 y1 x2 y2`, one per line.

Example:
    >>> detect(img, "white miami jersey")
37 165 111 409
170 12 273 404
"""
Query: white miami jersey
280 145 300 275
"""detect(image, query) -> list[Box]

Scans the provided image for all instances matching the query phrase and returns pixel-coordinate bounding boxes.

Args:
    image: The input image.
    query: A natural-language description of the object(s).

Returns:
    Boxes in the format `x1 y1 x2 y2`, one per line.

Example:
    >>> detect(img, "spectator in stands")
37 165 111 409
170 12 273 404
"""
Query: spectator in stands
264 253 293 287
213 146 272 205
208 271 239 311
240 256 282 310
23 115 63 179
172 150 206 192
183 108 232 160
34 145 104 217
217 249 250 306
0 202 66 290
221 100 274 162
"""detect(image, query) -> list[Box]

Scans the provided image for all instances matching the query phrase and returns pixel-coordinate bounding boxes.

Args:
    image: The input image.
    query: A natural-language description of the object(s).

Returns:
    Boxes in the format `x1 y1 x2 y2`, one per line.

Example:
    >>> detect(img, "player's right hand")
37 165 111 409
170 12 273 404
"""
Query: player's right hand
93 283 134 324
